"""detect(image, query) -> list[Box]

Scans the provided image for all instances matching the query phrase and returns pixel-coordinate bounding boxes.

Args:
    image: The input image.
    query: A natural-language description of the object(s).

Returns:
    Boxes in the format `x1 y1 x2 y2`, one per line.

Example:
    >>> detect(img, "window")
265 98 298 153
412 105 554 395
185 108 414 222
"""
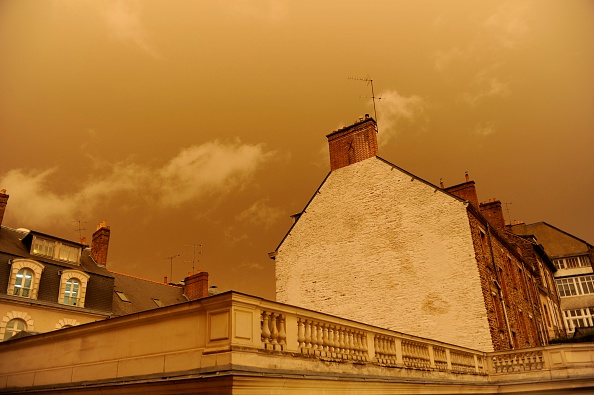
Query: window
152 298 164 307
553 255 591 270
31 235 81 264
3 319 26 341
63 278 81 306
58 270 90 307
115 291 130 302
7 259 44 299
55 318 80 329
556 276 594 297
13 268 33 297
0 312 34 342
563 308 594 332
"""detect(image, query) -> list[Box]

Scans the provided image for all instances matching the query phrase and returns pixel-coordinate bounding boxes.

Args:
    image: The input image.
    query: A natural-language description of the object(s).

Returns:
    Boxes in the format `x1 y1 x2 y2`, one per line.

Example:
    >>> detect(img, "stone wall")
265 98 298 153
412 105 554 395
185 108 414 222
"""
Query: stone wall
275 157 493 351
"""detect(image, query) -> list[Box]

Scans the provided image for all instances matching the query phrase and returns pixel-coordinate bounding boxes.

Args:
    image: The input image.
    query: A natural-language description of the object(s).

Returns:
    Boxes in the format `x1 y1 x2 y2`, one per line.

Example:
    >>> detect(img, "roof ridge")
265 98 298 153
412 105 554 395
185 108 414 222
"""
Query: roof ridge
109 270 182 287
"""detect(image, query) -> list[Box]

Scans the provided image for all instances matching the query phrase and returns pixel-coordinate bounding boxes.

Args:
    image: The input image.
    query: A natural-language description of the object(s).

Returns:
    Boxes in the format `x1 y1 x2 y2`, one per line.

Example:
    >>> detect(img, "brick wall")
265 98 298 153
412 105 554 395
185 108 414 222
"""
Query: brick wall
275 157 494 351
91 222 110 266
466 212 544 350
183 272 209 301
326 117 378 171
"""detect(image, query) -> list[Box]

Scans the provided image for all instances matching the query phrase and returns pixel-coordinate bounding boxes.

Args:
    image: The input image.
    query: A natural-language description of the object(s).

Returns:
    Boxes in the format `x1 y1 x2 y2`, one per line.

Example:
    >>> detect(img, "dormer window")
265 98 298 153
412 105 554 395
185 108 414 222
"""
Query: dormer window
58 270 90 307
13 269 33 297
7 259 44 300
30 235 81 264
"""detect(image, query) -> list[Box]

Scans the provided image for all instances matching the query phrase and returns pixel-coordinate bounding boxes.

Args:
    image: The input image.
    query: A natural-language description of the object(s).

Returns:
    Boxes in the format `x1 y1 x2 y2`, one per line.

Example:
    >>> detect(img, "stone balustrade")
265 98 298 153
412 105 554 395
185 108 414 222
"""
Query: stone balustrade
1 292 593 394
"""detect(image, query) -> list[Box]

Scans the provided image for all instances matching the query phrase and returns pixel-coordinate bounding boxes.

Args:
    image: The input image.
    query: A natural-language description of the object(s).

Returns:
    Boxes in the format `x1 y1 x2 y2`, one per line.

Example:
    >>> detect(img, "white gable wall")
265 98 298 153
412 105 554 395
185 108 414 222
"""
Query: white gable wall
276 157 493 351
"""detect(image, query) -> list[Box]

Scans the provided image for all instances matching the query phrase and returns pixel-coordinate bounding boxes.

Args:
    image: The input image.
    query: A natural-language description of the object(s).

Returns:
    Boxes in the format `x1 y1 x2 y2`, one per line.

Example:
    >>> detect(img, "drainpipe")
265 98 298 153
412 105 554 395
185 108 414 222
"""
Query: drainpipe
487 223 514 349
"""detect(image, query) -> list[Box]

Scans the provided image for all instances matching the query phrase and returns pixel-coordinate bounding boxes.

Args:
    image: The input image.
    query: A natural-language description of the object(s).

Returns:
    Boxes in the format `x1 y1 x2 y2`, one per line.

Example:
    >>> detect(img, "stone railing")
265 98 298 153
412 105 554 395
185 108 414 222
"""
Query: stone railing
1 292 593 393
255 297 487 375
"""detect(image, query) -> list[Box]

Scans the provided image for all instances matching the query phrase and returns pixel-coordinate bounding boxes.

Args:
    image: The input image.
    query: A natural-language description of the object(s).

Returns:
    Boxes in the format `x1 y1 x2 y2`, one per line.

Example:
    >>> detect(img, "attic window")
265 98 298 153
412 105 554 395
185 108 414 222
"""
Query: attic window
152 298 164 307
31 236 81 264
115 291 130 302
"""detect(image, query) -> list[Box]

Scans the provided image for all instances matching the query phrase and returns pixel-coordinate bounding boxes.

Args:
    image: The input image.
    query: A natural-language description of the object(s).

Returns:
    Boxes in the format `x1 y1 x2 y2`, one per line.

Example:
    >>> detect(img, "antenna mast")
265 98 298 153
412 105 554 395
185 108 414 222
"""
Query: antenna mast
348 76 381 133
73 219 87 242
184 244 202 275
164 254 180 283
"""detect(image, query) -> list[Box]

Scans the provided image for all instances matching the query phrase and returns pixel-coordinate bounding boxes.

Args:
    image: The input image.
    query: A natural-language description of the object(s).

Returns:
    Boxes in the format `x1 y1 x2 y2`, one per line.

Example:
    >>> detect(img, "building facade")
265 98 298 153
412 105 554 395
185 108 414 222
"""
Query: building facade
511 222 594 335
0 189 209 341
272 117 561 352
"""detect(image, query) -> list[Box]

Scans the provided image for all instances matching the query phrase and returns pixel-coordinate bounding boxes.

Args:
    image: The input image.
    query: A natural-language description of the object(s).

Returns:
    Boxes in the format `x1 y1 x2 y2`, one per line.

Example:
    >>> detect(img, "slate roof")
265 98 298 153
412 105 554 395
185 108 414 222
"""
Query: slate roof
111 271 188 316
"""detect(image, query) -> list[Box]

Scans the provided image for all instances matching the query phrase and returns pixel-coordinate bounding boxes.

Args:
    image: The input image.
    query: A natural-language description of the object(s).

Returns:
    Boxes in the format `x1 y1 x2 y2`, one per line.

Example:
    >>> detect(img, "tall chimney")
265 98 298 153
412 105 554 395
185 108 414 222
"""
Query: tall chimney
480 199 506 230
183 271 209 301
91 220 110 266
444 174 479 208
0 189 8 227
326 116 378 171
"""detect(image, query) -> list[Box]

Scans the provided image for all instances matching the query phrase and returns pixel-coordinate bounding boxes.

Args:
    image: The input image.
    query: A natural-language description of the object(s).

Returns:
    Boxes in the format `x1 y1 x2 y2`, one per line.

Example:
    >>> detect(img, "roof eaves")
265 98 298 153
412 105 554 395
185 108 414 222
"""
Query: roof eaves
272 171 332 254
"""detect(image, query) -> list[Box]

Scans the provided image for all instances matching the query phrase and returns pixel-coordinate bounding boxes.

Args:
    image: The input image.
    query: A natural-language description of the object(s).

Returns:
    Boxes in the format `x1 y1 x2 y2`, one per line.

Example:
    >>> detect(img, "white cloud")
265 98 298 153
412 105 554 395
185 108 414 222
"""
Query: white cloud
376 90 425 146
102 0 161 59
461 77 511 106
0 140 274 228
235 199 283 230
484 2 530 49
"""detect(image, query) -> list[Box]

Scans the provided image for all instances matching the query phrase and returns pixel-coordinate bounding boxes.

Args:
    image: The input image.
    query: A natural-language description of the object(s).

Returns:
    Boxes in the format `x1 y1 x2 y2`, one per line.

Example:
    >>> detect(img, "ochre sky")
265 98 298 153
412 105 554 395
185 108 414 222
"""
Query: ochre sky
1 1 593 299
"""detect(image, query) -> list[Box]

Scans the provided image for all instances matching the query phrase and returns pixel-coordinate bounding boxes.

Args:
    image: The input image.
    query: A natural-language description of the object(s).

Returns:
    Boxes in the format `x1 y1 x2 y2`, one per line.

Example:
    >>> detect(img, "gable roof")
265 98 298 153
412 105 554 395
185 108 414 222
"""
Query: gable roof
110 271 188 316
271 156 469 254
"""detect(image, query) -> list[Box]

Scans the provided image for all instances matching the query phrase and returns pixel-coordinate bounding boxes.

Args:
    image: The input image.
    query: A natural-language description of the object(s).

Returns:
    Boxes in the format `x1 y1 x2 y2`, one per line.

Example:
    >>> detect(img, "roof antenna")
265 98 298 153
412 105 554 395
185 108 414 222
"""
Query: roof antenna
348 76 381 133
164 254 180 283
184 244 202 275
73 219 87 242
504 202 513 226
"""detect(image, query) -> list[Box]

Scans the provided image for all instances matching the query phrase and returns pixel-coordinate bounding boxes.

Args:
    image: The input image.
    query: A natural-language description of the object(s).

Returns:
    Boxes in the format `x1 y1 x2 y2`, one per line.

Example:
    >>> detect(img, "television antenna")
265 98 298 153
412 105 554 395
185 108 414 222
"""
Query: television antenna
164 254 181 283
184 244 202 275
73 219 87 242
348 76 381 133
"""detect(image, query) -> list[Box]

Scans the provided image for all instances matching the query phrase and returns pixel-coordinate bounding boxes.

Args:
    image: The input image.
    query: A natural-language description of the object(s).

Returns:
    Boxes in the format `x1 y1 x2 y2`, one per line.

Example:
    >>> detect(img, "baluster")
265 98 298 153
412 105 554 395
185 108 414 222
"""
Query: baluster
304 320 312 353
261 311 271 345
278 315 286 349
328 325 335 357
311 321 318 353
270 312 279 347
297 318 305 351
355 332 363 360
317 323 325 356
322 324 329 356
338 327 345 358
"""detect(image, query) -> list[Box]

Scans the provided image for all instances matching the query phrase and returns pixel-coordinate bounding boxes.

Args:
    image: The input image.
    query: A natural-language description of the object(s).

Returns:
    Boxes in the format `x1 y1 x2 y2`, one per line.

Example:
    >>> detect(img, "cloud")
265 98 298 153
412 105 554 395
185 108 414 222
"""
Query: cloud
0 140 274 228
235 199 283 230
102 0 161 58
473 122 496 137
375 90 425 146
461 77 511 106
483 2 530 49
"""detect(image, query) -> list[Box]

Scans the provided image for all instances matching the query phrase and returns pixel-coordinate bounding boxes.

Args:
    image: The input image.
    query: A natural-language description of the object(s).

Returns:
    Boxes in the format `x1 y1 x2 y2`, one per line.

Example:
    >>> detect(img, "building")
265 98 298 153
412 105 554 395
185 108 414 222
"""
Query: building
271 116 561 352
0 189 209 341
511 221 594 335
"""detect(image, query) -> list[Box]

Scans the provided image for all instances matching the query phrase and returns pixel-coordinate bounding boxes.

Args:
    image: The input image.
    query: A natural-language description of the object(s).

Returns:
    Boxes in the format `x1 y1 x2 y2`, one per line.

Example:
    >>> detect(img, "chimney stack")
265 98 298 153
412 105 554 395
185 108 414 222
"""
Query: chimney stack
183 271 209 301
479 199 506 230
0 189 9 227
444 174 479 208
326 116 378 171
91 220 110 266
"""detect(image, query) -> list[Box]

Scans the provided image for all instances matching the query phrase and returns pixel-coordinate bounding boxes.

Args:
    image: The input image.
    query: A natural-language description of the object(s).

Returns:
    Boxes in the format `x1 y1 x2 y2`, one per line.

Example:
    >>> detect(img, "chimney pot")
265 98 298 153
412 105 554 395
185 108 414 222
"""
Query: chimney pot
164 276 168 284
465 172 469 182
439 178 444 189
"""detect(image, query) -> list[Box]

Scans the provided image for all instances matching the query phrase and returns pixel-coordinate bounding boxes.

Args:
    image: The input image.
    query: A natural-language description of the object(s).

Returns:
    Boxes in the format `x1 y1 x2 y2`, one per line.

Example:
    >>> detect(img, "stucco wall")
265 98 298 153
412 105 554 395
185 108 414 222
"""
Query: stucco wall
276 157 493 351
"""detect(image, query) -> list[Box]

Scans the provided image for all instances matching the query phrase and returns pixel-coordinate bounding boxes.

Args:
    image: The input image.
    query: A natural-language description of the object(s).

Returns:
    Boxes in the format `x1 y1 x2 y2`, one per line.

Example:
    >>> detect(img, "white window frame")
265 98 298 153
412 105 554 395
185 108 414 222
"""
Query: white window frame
0 311 34 342
563 308 594 333
7 259 44 300
58 270 90 307
556 275 594 297
553 255 591 270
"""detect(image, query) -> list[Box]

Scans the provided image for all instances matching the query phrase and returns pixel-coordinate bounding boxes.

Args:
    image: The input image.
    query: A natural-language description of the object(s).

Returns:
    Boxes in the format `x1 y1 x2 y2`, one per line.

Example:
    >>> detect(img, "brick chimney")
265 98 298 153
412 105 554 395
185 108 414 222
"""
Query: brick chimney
91 220 110 266
479 199 506 230
0 189 8 227
444 172 479 208
326 115 378 171
183 271 209 301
